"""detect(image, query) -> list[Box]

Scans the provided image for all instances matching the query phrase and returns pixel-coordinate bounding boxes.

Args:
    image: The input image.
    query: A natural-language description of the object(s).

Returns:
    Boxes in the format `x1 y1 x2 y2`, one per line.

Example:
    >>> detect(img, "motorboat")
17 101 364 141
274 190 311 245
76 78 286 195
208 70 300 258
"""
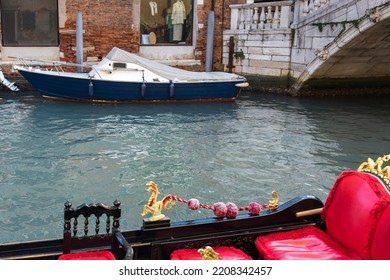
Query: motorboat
12 47 248 103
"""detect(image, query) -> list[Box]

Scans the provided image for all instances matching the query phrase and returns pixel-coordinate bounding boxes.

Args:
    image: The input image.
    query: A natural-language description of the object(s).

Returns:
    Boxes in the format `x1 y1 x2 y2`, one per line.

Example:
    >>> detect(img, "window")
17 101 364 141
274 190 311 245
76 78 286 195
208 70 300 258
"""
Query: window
140 0 193 45
1 0 59 46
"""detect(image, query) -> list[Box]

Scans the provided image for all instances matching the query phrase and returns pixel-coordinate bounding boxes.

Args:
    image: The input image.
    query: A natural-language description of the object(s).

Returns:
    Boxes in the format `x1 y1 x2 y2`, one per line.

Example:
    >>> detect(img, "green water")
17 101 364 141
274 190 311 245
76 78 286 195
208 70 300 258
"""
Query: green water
0 91 389 244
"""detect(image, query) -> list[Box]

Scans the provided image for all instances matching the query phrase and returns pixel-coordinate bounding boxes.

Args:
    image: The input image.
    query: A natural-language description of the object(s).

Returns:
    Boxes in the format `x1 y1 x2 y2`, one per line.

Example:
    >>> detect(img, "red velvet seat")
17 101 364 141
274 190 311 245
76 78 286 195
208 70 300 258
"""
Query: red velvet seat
58 250 116 260
171 246 252 260
255 171 390 260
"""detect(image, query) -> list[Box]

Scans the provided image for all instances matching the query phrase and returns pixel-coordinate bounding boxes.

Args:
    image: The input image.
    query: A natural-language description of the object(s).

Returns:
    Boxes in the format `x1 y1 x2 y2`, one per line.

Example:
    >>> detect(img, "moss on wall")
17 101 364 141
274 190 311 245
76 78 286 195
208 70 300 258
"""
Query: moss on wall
304 77 390 89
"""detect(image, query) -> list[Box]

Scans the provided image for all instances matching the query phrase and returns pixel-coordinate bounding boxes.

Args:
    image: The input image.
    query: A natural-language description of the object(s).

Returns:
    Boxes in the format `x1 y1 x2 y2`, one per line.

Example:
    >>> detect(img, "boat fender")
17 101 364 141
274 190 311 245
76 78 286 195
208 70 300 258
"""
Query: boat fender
235 82 249 88
88 80 94 96
169 81 175 97
141 82 146 97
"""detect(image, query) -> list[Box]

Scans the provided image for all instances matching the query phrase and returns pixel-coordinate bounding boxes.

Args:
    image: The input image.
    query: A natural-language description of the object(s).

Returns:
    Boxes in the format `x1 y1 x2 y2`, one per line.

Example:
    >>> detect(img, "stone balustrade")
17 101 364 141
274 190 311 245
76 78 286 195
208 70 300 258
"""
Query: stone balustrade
229 1 293 30
300 0 330 17
291 0 331 26
229 0 333 31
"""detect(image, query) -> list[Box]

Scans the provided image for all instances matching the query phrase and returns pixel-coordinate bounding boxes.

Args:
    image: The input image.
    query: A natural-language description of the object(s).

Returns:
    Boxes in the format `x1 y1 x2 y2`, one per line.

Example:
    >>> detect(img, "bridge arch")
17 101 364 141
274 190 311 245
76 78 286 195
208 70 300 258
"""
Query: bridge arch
292 3 390 93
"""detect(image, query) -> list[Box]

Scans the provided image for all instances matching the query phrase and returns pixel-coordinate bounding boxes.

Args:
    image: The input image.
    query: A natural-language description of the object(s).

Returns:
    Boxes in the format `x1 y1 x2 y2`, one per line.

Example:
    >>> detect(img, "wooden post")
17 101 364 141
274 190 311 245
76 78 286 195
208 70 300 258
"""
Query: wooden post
227 36 234 73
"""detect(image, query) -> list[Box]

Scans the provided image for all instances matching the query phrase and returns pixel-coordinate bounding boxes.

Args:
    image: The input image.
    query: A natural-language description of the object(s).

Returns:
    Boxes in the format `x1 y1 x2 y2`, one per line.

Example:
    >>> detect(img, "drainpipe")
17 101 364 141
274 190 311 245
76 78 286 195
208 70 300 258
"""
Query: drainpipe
76 12 83 73
205 0 215 72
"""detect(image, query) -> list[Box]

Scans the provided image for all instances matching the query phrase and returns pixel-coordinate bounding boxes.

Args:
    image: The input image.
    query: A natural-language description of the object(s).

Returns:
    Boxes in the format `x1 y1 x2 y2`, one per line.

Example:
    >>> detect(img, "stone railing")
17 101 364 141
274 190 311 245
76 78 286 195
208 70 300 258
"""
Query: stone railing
229 1 294 30
299 0 330 17
291 0 332 26
229 0 333 31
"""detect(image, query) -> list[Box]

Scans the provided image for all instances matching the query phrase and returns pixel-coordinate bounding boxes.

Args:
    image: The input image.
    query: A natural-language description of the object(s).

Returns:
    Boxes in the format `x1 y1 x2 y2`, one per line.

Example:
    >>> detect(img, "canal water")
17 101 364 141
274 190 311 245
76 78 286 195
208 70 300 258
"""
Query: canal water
1 91 389 244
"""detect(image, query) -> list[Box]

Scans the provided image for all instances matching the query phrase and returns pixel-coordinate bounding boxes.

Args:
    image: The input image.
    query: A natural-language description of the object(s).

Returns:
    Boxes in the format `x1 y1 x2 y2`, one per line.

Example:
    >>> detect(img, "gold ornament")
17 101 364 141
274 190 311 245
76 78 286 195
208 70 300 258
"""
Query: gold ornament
357 154 390 189
140 181 175 222
198 246 220 260
267 191 280 211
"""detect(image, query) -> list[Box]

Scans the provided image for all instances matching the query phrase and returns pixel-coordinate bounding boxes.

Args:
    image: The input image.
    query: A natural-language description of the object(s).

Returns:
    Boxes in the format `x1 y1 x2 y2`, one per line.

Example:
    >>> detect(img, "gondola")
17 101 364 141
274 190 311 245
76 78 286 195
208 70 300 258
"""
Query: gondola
0 155 389 260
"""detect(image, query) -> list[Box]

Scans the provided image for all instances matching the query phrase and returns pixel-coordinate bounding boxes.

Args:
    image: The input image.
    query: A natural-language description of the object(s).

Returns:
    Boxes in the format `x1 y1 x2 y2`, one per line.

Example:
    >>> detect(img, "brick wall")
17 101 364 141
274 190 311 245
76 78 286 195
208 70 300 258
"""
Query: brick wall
61 0 139 63
195 0 246 71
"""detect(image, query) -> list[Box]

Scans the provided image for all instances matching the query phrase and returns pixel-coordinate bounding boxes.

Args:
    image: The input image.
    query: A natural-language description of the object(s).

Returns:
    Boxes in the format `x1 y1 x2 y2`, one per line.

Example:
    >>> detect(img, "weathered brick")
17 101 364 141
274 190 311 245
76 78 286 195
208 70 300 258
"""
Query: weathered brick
60 0 138 62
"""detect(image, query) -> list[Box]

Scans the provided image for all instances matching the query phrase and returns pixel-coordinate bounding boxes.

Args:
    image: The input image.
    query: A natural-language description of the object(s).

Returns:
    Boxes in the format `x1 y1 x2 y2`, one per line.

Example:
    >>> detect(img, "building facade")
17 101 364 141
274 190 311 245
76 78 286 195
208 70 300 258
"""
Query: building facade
0 0 245 72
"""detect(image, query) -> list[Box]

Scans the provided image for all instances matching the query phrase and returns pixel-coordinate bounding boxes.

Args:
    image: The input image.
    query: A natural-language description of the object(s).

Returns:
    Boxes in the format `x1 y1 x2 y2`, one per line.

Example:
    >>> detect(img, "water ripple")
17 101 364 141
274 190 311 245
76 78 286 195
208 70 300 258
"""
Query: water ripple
1 93 390 243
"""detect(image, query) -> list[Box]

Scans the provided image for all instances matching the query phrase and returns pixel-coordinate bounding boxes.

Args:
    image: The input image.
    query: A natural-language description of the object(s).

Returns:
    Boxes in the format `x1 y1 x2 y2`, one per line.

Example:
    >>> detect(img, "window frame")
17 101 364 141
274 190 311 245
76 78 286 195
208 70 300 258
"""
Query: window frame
140 0 194 46
0 0 59 47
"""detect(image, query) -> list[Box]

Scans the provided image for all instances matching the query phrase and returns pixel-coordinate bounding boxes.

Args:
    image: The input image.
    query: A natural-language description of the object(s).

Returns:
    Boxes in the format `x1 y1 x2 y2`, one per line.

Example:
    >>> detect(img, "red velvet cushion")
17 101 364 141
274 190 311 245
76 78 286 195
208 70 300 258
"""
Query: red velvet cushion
371 205 390 259
170 246 252 260
58 250 116 260
255 226 361 260
322 171 390 259
256 171 390 260
321 172 380 258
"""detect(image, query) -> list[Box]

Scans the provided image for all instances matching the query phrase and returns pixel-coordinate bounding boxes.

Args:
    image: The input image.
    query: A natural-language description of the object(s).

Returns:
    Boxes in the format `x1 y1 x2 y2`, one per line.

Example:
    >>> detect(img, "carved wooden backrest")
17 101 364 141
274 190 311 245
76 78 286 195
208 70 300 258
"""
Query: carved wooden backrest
63 200 121 254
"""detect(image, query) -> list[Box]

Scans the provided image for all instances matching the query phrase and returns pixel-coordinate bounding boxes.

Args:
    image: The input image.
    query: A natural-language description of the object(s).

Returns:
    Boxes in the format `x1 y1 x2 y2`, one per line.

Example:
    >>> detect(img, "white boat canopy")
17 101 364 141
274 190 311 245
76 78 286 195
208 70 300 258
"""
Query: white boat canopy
98 47 244 82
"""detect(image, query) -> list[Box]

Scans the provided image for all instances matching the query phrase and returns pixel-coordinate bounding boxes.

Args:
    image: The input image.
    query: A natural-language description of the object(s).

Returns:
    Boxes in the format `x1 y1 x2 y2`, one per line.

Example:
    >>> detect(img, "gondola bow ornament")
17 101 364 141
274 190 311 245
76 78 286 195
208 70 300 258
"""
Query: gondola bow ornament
140 181 175 222
141 181 280 221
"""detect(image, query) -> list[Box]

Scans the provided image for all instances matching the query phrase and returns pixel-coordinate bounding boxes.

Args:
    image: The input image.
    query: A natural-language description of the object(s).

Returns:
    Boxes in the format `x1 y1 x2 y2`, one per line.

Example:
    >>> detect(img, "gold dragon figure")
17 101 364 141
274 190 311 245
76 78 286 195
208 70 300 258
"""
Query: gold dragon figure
141 181 175 222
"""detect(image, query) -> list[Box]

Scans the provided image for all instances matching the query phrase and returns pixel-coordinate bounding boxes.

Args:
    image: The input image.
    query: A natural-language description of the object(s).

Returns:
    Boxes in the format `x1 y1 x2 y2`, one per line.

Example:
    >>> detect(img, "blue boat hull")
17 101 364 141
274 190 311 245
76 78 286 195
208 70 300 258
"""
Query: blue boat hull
18 69 245 102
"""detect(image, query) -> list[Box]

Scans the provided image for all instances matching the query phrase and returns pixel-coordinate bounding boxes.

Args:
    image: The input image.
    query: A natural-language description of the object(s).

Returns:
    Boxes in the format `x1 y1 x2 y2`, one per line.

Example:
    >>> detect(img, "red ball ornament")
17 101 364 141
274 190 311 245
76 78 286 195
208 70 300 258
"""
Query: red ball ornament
248 202 261 215
226 202 238 218
213 202 227 218
187 198 200 211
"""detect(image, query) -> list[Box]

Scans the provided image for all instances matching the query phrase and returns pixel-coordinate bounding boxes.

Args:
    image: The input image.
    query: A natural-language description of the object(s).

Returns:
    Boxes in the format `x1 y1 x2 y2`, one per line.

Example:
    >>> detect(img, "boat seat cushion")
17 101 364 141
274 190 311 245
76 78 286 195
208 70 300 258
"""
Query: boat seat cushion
255 226 361 260
320 171 388 258
58 250 116 260
170 246 252 260
256 170 390 260
371 205 390 259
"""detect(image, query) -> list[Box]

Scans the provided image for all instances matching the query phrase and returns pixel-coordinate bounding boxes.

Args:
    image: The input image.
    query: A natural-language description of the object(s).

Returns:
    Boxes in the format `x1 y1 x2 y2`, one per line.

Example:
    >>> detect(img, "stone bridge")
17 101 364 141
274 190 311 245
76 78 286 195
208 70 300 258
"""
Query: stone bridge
223 0 390 94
